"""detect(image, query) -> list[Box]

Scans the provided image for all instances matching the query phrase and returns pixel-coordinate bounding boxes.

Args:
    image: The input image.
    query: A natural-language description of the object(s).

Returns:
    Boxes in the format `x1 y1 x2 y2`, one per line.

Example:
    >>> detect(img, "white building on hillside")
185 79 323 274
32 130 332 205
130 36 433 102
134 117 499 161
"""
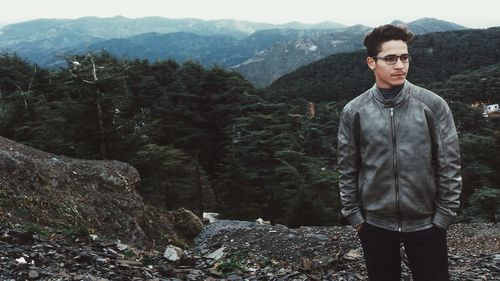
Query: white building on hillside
483 103 499 117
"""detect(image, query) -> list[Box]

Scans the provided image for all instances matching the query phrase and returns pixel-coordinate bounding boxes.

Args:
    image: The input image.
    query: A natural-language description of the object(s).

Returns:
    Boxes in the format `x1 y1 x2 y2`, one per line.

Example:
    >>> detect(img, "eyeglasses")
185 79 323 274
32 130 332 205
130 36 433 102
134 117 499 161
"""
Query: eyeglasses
372 54 411 65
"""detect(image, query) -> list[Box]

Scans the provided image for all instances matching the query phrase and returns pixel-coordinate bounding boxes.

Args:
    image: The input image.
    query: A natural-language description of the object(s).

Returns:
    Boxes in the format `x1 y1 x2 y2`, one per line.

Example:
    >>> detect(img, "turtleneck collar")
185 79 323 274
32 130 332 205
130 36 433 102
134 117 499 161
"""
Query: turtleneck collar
371 80 412 108
378 84 404 101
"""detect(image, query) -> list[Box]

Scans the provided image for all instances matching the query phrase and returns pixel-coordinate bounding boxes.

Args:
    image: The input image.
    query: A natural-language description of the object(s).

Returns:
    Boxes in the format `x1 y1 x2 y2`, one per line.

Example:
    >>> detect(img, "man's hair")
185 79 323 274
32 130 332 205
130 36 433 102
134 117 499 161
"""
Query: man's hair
363 24 414 57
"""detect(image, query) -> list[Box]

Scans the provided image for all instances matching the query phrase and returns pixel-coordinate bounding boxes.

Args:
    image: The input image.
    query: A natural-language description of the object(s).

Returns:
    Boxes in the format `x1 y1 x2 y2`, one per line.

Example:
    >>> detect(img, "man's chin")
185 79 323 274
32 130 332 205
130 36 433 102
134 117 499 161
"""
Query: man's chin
390 80 405 87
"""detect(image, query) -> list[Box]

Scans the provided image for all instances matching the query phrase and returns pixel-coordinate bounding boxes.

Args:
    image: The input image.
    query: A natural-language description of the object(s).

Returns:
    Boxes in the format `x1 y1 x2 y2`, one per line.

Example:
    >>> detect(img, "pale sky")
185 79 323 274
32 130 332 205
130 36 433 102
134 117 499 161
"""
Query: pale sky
1 0 499 29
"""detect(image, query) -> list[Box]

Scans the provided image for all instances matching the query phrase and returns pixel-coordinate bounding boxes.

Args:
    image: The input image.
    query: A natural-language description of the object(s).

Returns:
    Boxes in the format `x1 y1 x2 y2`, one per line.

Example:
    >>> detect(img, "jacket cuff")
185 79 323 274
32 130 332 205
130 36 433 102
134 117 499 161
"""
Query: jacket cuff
432 210 456 230
346 211 365 227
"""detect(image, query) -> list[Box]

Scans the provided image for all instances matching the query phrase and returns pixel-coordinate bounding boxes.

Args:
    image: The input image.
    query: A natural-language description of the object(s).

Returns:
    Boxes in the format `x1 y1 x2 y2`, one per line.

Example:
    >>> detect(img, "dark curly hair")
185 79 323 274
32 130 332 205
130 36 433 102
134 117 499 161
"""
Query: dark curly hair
363 24 414 57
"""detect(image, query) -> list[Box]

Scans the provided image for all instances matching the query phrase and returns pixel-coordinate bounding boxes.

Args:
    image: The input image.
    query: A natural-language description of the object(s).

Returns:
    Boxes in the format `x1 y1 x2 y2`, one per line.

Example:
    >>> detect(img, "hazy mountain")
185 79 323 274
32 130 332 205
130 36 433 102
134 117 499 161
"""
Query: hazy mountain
276 21 345 30
211 19 345 34
0 16 345 67
0 16 250 44
82 29 345 68
230 18 469 87
231 25 371 87
0 16 345 46
238 29 322 53
0 19 102 48
267 27 500 101
406 17 468 34
83 32 240 66
3 33 105 66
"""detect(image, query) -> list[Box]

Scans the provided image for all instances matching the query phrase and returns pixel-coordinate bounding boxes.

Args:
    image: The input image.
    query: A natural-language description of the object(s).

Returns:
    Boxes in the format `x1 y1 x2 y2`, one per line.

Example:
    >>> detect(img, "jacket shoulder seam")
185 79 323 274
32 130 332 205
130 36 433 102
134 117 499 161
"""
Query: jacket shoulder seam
345 92 372 116
410 91 443 116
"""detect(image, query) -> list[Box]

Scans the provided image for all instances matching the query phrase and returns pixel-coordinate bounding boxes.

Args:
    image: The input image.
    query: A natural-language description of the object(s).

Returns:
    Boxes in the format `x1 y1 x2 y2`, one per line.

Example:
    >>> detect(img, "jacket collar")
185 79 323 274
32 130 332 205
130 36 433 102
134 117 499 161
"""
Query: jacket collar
371 80 412 108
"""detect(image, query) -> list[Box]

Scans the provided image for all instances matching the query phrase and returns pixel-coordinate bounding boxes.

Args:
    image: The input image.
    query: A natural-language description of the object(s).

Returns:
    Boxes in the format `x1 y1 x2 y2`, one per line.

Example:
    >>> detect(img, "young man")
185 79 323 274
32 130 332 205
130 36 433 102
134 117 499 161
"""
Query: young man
338 24 462 281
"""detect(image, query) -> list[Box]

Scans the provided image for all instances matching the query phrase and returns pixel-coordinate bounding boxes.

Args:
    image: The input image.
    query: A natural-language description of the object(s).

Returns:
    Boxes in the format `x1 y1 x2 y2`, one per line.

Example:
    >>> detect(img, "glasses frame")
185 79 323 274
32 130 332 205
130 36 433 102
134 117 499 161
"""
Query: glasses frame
372 54 411 65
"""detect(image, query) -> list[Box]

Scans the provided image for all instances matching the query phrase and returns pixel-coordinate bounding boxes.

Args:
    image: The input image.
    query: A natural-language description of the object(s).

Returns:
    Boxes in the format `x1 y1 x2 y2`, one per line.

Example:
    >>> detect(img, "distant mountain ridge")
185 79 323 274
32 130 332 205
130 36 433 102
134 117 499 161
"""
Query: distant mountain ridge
0 16 345 45
84 32 241 67
0 16 468 85
230 25 372 87
402 17 468 34
234 18 468 86
0 16 346 67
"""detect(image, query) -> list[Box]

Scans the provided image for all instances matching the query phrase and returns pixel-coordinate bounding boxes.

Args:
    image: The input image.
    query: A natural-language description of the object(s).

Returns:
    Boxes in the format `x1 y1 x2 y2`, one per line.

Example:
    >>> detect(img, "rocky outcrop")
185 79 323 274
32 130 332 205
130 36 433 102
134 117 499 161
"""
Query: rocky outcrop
0 136 202 249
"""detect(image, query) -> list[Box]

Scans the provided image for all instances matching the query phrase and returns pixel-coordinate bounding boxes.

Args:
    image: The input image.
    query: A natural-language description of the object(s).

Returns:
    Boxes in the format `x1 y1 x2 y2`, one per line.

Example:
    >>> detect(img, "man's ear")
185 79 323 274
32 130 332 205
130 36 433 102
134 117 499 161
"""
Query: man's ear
366 57 376 70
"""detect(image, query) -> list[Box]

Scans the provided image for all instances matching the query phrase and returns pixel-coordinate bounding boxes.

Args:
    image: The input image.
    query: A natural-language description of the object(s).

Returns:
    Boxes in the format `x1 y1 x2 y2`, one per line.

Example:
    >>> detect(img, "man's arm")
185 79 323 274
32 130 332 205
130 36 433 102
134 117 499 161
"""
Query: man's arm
431 100 462 230
338 107 365 227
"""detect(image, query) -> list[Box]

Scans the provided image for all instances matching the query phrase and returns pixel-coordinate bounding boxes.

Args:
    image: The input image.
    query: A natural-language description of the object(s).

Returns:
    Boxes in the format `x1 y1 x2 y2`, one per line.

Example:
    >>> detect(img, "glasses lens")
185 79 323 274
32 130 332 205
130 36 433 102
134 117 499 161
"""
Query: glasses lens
384 55 398 64
400 54 410 63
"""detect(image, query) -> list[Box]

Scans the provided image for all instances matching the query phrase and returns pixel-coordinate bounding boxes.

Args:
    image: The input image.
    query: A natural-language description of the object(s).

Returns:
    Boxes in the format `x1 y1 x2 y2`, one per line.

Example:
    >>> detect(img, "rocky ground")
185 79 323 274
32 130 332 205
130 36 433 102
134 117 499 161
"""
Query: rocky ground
0 221 498 280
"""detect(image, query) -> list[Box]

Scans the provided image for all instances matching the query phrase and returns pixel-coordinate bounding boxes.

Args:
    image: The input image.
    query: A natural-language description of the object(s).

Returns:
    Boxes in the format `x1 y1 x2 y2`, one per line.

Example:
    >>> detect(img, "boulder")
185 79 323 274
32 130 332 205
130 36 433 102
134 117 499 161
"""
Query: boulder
0 136 202 249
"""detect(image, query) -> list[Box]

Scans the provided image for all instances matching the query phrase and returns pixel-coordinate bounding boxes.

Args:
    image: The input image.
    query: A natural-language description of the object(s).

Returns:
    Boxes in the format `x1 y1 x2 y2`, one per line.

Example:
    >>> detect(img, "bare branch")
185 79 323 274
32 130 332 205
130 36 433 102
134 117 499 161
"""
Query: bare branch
13 83 28 110
89 55 98 82
27 66 37 95
68 68 96 84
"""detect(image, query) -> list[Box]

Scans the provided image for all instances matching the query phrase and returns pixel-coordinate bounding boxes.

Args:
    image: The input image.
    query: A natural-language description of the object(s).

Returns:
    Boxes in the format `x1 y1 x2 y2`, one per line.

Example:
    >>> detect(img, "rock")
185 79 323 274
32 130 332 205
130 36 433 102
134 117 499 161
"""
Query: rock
493 254 500 262
141 206 204 249
116 259 142 267
178 255 197 267
28 270 39 279
164 245 183 261
116 243 128 251
158 266 176 277
203 212 219 223
343 248 363 260
205 247 225 260
226 273 243 281
208 269 223 278
172 208 204 240
4 230 34 244
186 269 205 280
301 257 312 270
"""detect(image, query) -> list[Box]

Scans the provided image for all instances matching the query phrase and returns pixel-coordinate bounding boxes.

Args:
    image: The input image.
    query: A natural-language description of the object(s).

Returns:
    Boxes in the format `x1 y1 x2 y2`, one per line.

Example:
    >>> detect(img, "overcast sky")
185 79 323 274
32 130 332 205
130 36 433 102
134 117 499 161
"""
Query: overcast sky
1 0 499 28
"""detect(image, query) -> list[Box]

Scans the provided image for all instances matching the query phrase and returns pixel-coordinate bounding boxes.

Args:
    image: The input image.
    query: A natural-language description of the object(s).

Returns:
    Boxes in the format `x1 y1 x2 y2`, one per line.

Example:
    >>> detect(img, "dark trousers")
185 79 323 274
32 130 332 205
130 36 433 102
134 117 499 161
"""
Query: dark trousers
358 223 449 281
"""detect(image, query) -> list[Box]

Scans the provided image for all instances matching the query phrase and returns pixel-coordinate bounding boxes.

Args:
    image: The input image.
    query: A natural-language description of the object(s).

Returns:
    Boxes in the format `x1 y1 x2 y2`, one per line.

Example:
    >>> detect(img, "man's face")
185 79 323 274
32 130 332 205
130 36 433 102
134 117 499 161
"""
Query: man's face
367 40 409 89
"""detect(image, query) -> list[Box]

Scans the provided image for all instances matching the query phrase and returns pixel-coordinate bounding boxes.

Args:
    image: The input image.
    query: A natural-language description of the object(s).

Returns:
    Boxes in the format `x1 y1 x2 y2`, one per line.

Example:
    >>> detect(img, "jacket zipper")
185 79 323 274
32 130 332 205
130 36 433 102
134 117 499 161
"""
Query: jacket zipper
390 107 402 232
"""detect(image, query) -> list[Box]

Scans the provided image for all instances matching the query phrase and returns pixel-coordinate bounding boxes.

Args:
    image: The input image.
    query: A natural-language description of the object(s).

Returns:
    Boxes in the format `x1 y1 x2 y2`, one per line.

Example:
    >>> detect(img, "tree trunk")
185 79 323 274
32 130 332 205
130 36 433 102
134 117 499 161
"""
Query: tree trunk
195 151 203 219
96 91 108 159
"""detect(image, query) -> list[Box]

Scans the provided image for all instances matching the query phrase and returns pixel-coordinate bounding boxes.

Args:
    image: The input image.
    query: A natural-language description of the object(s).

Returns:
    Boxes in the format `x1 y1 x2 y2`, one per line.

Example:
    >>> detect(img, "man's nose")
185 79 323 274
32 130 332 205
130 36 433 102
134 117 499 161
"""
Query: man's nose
394 58 405 68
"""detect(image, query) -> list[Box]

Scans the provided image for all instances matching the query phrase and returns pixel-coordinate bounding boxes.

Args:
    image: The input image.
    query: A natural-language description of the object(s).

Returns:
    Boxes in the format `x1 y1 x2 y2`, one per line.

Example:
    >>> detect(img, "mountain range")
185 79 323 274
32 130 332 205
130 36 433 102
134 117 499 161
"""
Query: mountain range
0 16 468 86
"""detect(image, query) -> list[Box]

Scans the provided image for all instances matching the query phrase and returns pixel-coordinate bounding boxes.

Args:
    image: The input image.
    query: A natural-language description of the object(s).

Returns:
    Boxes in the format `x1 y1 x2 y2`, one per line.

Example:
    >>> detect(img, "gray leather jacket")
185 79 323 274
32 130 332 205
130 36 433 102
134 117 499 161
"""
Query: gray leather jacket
338 81 462 232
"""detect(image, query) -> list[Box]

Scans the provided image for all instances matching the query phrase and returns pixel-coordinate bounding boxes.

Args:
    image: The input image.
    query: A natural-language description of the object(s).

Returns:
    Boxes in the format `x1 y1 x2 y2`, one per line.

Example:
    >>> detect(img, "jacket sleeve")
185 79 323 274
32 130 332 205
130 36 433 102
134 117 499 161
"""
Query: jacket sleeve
431 99 462 229
338 106 365 226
